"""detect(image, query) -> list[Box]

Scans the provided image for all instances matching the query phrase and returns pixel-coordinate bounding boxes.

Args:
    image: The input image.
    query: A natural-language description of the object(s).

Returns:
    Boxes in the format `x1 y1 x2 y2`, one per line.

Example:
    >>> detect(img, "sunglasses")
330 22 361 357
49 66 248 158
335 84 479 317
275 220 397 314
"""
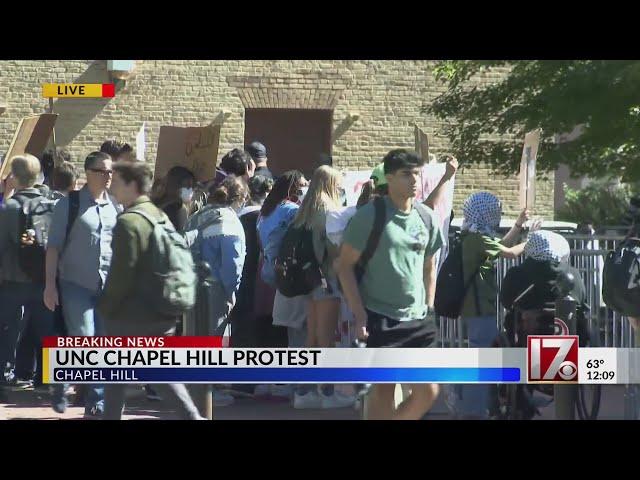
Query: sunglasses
88 168 113 176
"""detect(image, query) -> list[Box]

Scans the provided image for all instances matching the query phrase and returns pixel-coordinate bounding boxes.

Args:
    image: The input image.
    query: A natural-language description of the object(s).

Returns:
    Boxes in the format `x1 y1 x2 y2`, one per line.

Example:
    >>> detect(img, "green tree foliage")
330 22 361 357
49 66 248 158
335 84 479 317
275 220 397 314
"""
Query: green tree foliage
557 179 640 226
428 60 640 181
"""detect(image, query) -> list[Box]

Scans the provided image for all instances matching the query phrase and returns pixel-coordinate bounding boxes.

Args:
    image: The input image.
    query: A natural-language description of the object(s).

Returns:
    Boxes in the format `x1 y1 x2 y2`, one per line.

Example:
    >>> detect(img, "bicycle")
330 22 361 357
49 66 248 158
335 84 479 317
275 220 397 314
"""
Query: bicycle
490 273 601 420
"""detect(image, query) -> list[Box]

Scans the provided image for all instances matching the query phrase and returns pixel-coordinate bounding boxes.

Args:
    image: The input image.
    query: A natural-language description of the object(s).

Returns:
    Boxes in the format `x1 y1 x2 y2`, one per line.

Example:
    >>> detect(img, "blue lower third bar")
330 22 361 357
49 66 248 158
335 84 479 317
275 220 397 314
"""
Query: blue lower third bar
52 368 520 383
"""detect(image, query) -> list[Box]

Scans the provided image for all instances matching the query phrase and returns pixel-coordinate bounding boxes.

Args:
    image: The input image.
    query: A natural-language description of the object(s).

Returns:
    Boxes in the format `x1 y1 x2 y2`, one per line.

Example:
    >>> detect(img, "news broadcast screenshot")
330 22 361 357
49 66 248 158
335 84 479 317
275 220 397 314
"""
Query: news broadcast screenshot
0 59 639 421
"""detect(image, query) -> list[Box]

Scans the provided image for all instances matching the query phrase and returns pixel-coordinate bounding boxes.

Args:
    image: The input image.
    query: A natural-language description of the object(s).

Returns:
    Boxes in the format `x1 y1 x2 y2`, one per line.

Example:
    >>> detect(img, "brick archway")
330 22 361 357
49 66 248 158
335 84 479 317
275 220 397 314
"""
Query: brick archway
227 73 350 109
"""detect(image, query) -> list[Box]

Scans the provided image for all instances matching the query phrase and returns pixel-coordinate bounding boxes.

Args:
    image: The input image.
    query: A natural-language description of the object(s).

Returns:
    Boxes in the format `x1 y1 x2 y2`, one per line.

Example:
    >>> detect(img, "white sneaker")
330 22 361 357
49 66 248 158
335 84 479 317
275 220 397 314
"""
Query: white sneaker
213 389 235 407
320 391 356 409
254 384 271 397
270 384 293 399
293 390 322 409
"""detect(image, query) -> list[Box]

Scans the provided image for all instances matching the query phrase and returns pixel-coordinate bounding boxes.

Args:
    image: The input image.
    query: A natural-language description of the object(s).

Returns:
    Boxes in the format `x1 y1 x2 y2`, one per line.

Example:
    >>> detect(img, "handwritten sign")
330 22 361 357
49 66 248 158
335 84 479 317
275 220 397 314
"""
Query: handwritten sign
155 124 221 182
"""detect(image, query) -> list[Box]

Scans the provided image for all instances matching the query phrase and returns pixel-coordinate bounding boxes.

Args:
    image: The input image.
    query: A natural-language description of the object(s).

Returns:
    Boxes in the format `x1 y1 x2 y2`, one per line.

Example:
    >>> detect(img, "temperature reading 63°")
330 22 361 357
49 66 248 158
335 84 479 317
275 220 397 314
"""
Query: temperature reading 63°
587 359 605 369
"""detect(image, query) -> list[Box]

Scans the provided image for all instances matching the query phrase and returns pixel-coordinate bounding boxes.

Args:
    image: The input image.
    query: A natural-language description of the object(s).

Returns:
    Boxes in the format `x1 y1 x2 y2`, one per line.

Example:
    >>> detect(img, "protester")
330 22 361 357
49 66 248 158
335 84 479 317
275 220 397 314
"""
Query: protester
192 176 247 335
501 230 587 334
49 161 79 200
183 175 248 406
453 191 532 419
290 165 354 408
231 176 275 348
100 139 134 162
12 160 79 387
257 170 308 401
0 155 57 400
95 160 204 420
336 149 444 420
39 148 72 188
45 151 120 417
246 141 273 179
228 175 274 396
211 148 255 188
152 166 195 232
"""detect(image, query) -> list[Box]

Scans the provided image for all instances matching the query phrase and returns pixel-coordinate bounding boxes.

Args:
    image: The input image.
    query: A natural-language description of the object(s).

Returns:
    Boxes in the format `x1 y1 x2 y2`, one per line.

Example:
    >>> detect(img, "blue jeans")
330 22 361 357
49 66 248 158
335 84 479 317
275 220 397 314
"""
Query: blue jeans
457 315 498 418
0 282 55 381
52 280 105 413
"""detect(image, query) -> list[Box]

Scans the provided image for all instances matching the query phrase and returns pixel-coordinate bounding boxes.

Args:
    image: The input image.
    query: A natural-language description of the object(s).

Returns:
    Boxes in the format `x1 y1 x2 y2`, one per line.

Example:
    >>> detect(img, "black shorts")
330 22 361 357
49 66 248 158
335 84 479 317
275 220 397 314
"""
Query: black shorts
365 310 437 348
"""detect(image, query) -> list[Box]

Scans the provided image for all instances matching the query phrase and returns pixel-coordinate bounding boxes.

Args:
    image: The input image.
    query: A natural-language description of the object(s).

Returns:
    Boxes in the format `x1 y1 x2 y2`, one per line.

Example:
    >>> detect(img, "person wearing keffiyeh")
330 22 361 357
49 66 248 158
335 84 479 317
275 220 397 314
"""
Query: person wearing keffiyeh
501 229 588 339
455 191 531 419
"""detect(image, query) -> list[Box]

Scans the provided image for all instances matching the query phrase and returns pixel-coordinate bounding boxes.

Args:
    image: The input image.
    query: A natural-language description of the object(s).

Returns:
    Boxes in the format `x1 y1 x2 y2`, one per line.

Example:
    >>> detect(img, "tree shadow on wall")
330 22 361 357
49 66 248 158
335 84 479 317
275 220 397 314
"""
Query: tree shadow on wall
52 60 114 146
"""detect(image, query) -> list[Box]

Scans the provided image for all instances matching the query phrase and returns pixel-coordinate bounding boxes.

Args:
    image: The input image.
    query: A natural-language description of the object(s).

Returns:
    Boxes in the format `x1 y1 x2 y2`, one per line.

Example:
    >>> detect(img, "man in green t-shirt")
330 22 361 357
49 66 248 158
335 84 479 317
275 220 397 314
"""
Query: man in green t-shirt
336 149 444 420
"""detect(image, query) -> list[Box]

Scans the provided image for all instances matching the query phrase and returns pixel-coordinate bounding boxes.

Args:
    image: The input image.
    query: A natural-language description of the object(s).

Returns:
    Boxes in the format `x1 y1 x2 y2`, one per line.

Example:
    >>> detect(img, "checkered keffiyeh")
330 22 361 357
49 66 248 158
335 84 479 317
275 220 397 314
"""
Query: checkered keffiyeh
462 192 502 236
525 230 570 263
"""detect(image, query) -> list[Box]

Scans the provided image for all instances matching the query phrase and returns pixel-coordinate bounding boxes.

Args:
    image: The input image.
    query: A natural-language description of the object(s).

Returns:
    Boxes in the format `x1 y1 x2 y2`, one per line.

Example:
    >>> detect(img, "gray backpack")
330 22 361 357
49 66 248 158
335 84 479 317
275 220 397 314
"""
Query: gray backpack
128 208 197 316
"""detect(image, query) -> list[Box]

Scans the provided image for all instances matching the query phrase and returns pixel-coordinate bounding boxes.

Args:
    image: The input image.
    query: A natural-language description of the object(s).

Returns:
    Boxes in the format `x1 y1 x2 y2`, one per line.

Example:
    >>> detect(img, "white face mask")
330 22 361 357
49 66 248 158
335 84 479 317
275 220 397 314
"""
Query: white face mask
36 172 45 185
179 187 194 203
298 186 309 203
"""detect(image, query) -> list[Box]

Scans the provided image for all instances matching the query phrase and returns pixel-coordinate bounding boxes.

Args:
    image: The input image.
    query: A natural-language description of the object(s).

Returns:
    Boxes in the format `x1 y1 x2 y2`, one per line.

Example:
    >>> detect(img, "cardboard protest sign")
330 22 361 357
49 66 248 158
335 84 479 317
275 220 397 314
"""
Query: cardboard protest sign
519 129 541 211
155 124 221 182
414 125 431 163
0 113 58 180
342 170 374 206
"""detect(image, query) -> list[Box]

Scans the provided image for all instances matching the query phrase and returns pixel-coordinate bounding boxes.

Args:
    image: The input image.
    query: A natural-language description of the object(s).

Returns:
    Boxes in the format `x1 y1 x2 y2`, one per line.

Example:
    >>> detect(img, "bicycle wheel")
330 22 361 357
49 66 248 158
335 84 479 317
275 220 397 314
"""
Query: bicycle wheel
577 384 601 420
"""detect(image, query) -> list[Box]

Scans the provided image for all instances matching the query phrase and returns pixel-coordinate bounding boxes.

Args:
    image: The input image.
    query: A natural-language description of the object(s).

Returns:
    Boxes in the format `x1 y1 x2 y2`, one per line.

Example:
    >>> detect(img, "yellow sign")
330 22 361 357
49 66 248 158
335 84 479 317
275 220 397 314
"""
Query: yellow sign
42 84 115 98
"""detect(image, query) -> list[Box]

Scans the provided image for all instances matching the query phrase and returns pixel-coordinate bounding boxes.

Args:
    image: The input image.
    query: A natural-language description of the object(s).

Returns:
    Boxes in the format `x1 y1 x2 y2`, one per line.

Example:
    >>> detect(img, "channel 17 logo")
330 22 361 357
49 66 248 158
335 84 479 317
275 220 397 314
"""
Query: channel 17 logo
527 335 579 383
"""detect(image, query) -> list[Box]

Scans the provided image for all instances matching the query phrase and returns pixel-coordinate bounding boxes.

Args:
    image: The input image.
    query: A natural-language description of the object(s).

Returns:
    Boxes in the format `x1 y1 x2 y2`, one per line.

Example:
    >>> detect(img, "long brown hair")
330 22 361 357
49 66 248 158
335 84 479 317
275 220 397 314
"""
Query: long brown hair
260 170 304 218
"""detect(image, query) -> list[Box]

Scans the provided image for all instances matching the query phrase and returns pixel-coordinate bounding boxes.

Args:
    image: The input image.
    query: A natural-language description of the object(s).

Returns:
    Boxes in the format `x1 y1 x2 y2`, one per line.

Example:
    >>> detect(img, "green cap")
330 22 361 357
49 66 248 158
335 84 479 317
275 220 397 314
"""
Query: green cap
370 163 387 188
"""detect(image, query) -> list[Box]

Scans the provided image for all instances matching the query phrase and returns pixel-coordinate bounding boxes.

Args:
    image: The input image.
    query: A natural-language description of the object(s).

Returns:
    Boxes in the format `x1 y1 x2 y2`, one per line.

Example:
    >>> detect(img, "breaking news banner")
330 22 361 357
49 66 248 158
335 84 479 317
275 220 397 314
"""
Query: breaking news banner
42 336 639 385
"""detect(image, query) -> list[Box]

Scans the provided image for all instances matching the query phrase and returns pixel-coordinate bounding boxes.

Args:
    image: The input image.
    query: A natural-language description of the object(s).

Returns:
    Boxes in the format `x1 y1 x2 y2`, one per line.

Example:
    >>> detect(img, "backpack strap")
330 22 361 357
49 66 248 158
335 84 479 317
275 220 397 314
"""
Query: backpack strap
127 207 159 227
12 193 32 215
413 202 433 232
358 196 387 273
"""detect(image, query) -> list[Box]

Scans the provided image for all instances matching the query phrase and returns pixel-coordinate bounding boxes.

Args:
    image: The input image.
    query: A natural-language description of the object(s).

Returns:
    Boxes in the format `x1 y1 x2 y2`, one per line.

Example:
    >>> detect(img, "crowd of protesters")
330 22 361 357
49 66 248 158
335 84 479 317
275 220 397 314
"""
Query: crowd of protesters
1 138 636 421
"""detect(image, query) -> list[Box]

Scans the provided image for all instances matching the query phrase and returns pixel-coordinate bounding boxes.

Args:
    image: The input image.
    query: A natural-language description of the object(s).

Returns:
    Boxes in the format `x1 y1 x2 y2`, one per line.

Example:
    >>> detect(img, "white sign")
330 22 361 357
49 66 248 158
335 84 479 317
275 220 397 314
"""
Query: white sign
343 165 455 233
415 163 455 231
342 170 373 207
136 122 146 162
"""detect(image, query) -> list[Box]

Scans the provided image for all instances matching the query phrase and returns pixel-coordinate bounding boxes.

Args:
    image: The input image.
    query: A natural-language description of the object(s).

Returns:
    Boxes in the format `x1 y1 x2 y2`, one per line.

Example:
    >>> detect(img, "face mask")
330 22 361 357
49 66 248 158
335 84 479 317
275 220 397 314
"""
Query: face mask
339 188 347 206
297 186 309 203
179 187 194 203
36 172 45 185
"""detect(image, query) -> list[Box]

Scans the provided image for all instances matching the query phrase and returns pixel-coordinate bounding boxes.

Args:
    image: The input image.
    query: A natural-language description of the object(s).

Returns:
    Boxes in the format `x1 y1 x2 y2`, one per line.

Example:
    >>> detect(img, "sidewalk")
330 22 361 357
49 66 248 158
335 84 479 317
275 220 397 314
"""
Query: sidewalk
0 384 634 420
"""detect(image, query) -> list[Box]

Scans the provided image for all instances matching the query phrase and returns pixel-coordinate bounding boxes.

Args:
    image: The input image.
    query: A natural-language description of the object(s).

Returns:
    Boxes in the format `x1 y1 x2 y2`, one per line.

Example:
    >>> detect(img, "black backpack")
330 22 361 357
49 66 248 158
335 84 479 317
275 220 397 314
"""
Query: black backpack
13 192 56 283
433 233 483 319
274 223 324 298
603 236 640 317
13 190 81 285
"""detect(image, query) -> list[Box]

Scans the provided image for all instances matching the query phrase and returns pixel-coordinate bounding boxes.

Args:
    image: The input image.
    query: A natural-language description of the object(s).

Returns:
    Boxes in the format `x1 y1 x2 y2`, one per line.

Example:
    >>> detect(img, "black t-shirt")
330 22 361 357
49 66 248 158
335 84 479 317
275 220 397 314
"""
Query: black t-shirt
161 200 187 232
233 209 261 314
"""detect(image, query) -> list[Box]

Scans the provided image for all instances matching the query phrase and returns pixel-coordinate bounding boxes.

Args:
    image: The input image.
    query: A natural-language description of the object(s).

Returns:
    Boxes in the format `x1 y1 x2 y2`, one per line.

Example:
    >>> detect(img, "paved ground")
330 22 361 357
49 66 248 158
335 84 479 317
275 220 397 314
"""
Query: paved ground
1 383 635 420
